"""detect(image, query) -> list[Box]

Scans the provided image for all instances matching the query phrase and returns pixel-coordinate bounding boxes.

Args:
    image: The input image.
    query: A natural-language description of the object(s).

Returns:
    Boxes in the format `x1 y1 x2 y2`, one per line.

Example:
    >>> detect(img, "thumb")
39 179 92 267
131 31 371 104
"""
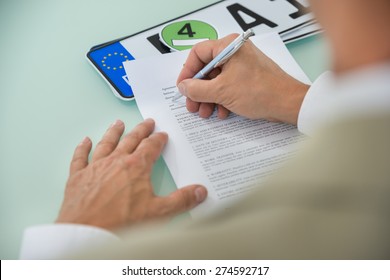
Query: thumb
178 79 219 103
160 185 208 216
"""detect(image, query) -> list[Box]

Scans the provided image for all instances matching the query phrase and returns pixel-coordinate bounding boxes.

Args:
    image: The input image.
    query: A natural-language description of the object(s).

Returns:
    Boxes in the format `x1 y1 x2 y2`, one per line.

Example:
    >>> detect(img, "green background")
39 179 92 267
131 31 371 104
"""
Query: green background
0 0 330 259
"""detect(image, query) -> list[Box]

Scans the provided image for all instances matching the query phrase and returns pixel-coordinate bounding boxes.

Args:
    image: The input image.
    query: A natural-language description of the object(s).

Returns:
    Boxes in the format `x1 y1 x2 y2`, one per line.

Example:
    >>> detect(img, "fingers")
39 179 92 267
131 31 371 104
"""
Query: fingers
130 131 168 173
177 34 240 117
178 78 219 103
182 79 219 118
176 34 239 84
92 120 125 162
70 137 92 174
217 105 230 119
186 98 200 113
186 96 215 118
177 40 218 83
158 185 208 216
199 103 215 118
186 100 228 119
116 118 155 154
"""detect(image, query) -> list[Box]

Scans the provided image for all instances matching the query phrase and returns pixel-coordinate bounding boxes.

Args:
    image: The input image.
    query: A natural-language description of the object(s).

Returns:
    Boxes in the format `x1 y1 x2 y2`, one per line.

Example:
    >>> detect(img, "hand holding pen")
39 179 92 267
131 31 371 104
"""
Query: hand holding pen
173 29 255 101
176 31 310 124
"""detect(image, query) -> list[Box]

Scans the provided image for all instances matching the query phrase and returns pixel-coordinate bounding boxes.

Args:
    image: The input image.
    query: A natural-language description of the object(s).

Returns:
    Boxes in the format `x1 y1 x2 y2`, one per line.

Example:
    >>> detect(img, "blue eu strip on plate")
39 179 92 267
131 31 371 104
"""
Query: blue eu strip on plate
88 42 135 99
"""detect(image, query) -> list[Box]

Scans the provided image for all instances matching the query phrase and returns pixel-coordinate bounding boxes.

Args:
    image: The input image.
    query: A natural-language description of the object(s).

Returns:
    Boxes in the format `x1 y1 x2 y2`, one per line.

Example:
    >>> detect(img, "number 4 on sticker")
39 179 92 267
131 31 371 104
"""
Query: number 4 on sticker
159 20 219 51
178 23 196 37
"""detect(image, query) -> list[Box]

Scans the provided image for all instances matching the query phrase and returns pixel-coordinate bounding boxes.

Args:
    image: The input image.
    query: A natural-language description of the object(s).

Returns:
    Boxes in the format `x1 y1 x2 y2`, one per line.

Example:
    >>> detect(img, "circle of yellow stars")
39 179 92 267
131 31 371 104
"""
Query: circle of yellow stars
101 52 130 71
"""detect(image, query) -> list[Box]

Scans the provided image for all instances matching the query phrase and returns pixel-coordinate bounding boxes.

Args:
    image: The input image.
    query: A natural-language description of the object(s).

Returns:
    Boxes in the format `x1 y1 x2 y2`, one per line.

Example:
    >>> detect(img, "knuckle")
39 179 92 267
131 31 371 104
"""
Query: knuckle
144 134 165 149
128 129 143 142
94 155 114 171
125 153 143 167
138 142 156 162
71 155 84 166
140 137 154 149
189 44 199 56
125 122 153 143
125 154 148 175
97 140 116 152
228 33 240 41
191 41 209 54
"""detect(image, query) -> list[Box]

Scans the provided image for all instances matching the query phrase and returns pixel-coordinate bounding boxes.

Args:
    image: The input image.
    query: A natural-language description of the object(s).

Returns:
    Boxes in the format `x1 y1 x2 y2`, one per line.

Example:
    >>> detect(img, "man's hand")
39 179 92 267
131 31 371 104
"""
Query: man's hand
176 34 310 125
56 119 207 230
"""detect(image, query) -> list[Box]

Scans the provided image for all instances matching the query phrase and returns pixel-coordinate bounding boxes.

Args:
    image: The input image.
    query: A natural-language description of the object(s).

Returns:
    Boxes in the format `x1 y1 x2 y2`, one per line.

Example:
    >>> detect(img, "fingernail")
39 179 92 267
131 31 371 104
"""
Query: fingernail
195 187 207 203
160 131 168 137
111 119 123 128
79 137 90 145
178 82 186 95
144 118 154 123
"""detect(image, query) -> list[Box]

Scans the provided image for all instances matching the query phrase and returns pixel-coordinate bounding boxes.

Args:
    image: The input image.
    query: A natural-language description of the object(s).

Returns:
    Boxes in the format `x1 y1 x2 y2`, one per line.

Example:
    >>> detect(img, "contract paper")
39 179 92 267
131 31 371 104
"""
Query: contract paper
124 33 311 218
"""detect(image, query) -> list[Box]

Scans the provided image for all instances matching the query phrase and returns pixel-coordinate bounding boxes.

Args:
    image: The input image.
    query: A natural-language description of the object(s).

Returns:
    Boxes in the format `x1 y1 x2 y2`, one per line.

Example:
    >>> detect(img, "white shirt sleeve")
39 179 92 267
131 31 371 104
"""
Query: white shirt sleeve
297 71 335 136
19 224 120 259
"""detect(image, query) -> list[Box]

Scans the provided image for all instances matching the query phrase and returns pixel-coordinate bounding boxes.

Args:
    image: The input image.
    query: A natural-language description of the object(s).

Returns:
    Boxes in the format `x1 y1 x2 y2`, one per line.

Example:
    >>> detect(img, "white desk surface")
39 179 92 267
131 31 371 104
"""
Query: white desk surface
0 0 329 259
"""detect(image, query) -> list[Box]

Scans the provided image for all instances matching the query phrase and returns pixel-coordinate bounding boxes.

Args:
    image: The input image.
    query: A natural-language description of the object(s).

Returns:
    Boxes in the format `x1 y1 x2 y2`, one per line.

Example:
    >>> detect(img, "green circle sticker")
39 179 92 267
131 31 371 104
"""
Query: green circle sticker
159 20 219 51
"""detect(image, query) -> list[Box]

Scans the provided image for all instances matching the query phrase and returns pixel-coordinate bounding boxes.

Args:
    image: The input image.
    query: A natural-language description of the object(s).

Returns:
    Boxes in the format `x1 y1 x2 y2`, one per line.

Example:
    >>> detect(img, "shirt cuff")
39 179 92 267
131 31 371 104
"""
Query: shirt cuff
297 71 334 136
19 224 120 259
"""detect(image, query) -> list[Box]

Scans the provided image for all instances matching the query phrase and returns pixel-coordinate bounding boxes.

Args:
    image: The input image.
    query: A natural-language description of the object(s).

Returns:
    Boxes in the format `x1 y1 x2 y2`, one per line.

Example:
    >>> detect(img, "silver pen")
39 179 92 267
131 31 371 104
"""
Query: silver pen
172 29 255 101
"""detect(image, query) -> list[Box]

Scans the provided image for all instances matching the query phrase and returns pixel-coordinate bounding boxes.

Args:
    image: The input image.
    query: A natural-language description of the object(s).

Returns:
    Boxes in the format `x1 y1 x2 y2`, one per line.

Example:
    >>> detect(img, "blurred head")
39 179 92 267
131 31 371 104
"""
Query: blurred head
309 0 390 73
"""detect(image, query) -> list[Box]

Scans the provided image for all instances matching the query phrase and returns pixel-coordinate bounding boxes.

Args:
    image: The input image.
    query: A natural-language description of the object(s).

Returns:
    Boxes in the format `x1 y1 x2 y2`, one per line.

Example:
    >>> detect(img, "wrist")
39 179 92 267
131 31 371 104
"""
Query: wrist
276 80 309 125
